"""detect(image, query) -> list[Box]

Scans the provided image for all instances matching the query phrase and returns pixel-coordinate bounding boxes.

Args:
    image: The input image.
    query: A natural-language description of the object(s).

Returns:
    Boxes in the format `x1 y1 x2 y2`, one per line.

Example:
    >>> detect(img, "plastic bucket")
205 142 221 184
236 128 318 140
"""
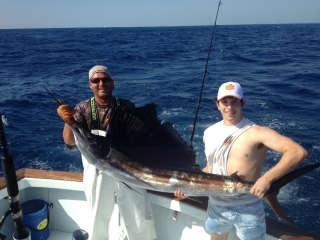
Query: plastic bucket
21 199 50 240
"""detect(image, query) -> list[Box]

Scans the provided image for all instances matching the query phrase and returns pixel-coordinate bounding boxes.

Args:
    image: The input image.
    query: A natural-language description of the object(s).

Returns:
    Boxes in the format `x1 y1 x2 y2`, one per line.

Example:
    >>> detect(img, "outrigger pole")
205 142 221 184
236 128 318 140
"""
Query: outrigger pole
189 0 222 147
0 114 30 240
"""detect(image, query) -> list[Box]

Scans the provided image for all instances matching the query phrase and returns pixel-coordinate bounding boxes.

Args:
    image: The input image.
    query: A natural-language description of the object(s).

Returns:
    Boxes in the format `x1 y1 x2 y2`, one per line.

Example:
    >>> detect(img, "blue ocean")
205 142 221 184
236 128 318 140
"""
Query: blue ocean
0 24 320 234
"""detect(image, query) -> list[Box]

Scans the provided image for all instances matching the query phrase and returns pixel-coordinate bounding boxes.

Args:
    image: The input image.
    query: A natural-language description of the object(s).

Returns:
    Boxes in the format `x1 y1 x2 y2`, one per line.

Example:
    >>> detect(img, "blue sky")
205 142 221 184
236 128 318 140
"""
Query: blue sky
1 0 320 29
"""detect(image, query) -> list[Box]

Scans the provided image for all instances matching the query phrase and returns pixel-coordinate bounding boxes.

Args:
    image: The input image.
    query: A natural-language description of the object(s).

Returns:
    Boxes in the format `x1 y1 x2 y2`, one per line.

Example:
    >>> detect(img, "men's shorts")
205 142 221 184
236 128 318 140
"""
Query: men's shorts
206 199 266 240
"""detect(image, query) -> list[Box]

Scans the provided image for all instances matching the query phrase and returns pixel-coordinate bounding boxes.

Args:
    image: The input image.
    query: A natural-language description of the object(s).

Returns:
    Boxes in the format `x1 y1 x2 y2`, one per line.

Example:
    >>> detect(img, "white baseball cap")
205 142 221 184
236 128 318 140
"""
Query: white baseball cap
217 82 243 100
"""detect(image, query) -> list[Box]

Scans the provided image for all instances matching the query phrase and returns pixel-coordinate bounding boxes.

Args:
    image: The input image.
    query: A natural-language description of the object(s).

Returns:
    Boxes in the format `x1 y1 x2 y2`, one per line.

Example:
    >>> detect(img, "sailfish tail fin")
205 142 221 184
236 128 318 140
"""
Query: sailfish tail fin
264 162 320 227
264 194 298 227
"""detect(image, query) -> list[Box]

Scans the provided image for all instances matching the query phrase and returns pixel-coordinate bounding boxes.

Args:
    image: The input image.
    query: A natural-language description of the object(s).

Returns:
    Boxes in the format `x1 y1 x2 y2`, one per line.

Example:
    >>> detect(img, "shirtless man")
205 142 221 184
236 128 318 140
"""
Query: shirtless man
174 82 308 240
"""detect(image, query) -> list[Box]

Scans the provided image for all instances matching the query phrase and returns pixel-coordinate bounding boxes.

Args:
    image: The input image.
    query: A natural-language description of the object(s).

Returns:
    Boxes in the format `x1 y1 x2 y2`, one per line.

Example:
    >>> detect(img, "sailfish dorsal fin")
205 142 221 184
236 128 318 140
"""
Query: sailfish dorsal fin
107 103 197 169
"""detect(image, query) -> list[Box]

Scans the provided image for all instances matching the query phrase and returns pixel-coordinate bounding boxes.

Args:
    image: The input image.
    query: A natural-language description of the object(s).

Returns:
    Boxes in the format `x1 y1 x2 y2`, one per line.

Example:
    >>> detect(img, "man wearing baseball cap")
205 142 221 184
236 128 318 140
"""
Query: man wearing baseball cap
57 65 157 240
175 82 307 240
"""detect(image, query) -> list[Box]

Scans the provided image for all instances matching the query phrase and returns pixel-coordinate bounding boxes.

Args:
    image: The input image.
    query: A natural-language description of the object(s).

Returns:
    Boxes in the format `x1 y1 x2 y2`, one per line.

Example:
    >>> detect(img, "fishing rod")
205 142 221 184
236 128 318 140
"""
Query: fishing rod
189 0 222 147
0 114 30 240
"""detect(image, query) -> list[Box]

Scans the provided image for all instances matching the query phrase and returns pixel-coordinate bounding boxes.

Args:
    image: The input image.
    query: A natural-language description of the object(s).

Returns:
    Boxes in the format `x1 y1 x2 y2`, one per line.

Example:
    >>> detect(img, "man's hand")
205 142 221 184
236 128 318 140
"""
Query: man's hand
250 176 271 199
174 190 186 199
57 103 76 125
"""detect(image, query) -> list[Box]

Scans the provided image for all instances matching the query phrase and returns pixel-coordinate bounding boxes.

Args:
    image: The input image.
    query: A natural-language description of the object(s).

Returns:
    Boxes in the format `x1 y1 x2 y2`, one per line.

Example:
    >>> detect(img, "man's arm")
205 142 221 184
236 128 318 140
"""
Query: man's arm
57 103 77 148
250 126 308 198
63 123 76 147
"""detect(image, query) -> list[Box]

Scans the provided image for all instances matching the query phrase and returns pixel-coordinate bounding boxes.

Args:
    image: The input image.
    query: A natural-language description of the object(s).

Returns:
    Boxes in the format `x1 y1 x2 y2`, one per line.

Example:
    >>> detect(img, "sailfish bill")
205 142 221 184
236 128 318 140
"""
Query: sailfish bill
70 103 320 227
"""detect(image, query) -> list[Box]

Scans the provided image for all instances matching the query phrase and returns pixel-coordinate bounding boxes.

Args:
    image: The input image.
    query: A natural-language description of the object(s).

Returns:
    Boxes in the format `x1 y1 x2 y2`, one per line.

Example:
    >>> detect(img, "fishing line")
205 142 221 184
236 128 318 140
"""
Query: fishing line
189 0 222 147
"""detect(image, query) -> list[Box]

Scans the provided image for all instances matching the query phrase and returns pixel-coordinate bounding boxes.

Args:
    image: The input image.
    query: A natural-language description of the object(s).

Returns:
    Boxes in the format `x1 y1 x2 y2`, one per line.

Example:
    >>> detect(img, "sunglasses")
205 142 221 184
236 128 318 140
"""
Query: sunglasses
90 77 113 84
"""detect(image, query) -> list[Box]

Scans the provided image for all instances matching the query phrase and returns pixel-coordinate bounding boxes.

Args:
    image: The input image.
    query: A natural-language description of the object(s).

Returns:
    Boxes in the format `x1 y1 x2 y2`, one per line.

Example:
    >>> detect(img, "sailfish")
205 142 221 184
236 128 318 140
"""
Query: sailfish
68 103 319 227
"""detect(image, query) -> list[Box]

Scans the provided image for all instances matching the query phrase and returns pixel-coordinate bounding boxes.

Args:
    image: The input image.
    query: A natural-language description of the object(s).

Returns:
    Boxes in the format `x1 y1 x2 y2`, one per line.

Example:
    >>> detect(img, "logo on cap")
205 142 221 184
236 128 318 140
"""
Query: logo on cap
225 84 235 91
